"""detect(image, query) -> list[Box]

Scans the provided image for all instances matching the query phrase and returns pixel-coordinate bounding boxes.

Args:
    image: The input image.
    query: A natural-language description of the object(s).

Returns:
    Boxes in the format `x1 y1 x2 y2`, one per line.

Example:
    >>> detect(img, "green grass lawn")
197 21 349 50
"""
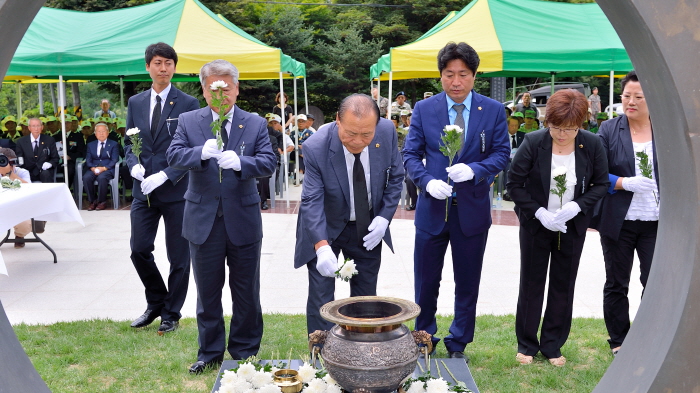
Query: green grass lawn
14 314 612 393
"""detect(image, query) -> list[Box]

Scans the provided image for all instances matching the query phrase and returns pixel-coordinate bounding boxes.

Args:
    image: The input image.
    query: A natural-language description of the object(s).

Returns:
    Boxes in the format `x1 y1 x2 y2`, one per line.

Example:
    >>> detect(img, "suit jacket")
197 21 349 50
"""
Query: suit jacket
125 86 200 203
509 131 526 149
591 115 659 241
66 131 86 161
85 139 120 175
166 105 277 246
293 118 405 268
506 128 609 237
403 91 511 237
15 134 60 178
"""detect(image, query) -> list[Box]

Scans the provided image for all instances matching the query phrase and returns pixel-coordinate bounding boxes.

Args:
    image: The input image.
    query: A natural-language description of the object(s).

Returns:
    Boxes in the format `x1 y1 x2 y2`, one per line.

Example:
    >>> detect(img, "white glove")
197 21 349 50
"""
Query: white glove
130 164 145 181
315 245 338 278
426 179 453 200
217 151 241 171
535 207 567 232
621 176 657 193
201 138 223 160
445 163 474 183
140 171 168 195
363 216 389 251
41 162 52 170
553 201 581 224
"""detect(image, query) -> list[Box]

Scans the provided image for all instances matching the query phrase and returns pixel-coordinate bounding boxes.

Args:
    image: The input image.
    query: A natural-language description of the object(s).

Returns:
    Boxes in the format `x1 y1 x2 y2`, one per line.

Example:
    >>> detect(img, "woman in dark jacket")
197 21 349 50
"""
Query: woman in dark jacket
507 89 609 367
593 71 659 356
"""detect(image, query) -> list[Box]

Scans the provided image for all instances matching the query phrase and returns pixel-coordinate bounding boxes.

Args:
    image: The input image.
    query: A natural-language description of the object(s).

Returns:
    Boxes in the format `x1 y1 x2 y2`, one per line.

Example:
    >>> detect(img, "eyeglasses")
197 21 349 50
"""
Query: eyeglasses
550 126 579 134
620 94 645 102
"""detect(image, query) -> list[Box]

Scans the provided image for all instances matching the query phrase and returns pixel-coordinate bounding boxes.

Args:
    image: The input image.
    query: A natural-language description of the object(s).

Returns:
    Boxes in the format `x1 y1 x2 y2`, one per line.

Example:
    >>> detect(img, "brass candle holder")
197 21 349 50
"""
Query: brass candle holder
273 369 303 393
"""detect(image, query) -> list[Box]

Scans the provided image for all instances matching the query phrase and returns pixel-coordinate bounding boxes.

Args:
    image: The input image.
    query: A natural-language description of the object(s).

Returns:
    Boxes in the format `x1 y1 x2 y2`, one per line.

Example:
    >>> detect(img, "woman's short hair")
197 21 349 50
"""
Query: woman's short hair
621 70 639 92
199 59 239 86
545 89 588 127
275 92 289 104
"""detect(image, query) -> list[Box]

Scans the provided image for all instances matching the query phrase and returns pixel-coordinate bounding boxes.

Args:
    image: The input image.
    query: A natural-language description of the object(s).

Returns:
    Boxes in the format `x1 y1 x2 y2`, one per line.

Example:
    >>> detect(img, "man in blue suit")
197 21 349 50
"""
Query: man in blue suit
294 94 404 335
403 42 510 360
167 59 276 374
125 43 200 335
83 123 119 211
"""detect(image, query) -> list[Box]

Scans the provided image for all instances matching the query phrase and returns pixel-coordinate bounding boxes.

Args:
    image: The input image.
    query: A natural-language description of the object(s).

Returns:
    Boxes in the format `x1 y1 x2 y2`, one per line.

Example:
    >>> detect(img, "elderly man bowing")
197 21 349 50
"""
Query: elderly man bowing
294 94 404 335
167 59 276 374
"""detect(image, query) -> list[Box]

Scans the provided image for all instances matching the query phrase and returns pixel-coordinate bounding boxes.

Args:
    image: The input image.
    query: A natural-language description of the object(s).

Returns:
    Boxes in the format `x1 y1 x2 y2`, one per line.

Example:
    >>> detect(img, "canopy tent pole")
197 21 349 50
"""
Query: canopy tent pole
59 75 69 183
609 70 614 119
15 83 22 117
119 76 125 115
377 78 381 108
512 77 517 105
387 72 393 119
279 72 289 206
293 75 300 187
550 72 555 96
38 83 44 115
303 77 309 115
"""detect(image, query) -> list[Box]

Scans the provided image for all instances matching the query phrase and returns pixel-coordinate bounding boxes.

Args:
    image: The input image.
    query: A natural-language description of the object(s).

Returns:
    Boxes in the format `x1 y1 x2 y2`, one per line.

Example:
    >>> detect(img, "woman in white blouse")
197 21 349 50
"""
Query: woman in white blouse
507 89 609 367
594 71 659 357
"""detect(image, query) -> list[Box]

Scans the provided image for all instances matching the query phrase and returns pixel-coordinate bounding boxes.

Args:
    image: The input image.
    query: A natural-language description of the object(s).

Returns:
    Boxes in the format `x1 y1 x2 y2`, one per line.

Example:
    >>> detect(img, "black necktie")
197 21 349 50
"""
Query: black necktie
33 140 39 158
221 118 229 148
151 95 161 138
353 153 371 245
99 142 105 158
511 134 517 149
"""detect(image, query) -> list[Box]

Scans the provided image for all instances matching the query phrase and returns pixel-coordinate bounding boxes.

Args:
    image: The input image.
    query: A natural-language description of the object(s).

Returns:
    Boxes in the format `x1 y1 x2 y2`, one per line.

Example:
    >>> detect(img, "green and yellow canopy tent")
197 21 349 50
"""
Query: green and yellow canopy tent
370 0 632 117
6 0 306 190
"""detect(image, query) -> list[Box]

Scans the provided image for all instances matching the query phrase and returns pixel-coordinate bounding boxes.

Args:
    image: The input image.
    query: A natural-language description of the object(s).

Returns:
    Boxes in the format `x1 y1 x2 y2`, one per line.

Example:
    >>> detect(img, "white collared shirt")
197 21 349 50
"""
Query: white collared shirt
150 84 172 129
211 107 235 138
343 145 371 221
96 139 107 157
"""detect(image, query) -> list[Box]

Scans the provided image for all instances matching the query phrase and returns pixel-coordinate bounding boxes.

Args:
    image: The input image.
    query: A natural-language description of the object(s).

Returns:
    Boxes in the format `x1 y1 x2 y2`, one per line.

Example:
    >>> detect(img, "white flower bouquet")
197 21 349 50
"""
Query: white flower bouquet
335 258 358 282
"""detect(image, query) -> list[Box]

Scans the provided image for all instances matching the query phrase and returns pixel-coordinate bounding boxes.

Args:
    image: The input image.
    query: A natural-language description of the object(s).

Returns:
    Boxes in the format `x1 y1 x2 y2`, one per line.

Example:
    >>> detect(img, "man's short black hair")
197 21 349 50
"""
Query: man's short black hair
621 70 638 92
145 42 178 66
338 94 380 125
437 42 480 75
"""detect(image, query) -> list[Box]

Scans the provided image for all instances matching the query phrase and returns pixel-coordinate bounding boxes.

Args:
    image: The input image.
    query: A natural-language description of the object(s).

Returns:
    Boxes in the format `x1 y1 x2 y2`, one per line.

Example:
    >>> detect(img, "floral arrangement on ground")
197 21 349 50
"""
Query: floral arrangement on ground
216 358 341 393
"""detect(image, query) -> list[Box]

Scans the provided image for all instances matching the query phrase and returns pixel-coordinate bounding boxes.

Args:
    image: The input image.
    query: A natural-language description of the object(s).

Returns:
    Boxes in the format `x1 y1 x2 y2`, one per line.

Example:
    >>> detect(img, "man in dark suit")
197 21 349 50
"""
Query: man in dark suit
502 115 526 201
124 43 200 336
65 115 86 190
294 94 404 335
403 42 510 360
15 117 59 183
83 123 119 210
167 59 276 374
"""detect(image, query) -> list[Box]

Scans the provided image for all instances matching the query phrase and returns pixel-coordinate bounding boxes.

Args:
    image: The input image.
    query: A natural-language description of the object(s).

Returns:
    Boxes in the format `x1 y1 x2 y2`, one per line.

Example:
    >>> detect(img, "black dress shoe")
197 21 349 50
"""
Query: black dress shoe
261 202 269 210
130 309 161 328
448 351 469 362
157 320 179 335
502 193 513 202
406 204 416 211
189 359 222 374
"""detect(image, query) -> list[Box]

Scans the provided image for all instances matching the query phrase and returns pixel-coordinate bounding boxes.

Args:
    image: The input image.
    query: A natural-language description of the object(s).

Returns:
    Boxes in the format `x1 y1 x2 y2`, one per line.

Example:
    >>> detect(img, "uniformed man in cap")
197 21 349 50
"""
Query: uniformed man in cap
391 91 412 113
518 110 540 133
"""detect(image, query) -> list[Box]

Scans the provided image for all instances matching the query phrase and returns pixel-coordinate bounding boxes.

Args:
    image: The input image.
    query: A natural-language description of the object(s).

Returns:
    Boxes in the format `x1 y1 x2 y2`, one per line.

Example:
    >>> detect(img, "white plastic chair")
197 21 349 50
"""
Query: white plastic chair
76 157 121 210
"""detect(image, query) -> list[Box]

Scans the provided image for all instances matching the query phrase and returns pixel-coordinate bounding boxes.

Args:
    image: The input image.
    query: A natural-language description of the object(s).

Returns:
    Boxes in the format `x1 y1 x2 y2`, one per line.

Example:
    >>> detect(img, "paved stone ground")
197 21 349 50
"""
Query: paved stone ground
0 183 643 325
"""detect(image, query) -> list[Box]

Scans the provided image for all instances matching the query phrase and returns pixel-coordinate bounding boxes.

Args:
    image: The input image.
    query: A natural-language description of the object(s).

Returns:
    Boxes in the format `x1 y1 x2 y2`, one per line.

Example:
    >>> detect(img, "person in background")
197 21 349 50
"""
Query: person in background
593 71 659 357
588 87 602 122
273 92 294 129
589 112 608 134
2 116 20 141
94 99 117 118
515 92 540 119
0 147 31 248
519 110 540 133
15 117 59 183
371 86 389 118
295 114 314 180
512 111 525 128
502 116 525 202
507 89 608 367
65 115 86 189
83 123 119 211
391 91 412 113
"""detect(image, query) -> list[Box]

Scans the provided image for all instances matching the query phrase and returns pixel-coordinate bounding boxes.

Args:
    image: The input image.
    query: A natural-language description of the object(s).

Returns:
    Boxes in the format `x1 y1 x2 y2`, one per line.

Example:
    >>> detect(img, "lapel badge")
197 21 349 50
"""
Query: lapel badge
238 124 243 129
375 143 380 148
478 106 482 110
169 101 174 105
579 144 583 148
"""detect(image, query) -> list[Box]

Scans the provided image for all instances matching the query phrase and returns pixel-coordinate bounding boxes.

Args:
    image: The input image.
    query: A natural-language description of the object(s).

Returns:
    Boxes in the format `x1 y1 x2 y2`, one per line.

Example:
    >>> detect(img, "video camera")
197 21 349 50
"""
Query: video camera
0 153 17 167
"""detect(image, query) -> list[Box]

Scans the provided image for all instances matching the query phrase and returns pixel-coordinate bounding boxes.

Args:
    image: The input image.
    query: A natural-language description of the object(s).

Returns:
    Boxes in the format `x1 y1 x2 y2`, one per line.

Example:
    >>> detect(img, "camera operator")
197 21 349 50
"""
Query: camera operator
0 148 31 248
15 117 59 183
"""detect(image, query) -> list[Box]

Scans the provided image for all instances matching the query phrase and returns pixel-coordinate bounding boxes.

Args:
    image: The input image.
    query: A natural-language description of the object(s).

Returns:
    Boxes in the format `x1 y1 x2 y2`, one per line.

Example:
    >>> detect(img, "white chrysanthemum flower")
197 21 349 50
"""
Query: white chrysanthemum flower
407 381 427 393
241 388 255 393
322 374 337 386
297 362 317 383
308 378 327 393
237 363 257 381
232 380 253 393
339 260 357 280
325 383 342 393
552 166 568 178
126 127 140 136
251 372 273 388
221 370 239 385
425 378 449 393
258 384 282 393
217 384 236 393
270 366 280 374
444 125 463 133
210 80 229 90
